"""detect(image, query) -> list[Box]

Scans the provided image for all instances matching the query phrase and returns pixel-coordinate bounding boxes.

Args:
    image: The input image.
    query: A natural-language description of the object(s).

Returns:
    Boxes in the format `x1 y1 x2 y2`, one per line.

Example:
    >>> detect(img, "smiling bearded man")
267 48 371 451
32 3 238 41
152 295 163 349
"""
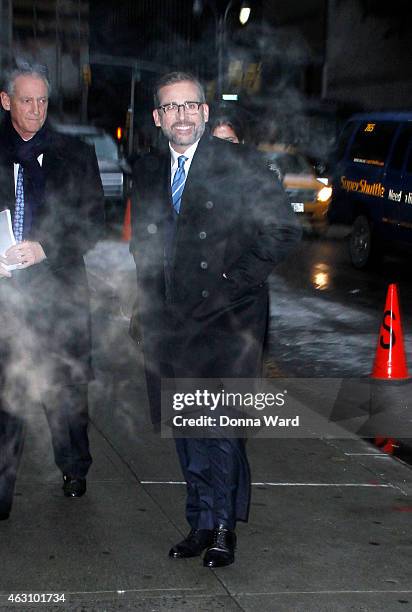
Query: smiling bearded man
129 71 301 567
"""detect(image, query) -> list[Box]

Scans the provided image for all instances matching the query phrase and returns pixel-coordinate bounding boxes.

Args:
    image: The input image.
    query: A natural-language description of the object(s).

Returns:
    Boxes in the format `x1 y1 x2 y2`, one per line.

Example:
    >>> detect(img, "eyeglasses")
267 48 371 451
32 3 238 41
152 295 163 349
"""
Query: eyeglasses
157 101 204 115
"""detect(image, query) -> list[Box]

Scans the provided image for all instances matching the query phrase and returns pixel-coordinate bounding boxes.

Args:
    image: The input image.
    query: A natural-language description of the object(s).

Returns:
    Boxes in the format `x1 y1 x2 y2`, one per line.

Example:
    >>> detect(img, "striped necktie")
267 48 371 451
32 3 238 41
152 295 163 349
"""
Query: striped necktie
171 155 187 214
13 164 24 242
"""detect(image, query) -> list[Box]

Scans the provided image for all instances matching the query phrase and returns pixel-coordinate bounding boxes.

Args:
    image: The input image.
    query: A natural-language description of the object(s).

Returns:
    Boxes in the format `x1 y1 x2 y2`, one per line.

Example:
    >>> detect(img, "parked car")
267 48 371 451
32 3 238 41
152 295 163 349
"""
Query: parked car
328 112 412 268
52 123 130 225
258 144 332 233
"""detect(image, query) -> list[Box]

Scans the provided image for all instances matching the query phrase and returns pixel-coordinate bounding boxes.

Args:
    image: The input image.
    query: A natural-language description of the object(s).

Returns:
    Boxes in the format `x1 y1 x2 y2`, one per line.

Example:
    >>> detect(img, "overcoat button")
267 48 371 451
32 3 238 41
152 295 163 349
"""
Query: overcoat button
201 290 209 298
200 261 208 269
199 231 207 239
205 201 214 209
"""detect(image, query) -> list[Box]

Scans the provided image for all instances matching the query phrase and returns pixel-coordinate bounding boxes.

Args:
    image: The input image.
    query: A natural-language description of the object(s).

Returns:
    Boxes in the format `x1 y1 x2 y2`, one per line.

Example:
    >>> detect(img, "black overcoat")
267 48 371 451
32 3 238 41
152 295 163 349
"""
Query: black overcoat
130 134 301 423
0 123 105 389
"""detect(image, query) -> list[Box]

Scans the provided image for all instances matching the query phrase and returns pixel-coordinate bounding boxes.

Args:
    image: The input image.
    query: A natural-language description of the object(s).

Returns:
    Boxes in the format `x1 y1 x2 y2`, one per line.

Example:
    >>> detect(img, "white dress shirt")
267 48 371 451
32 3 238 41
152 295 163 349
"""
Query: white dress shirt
169 140 200 185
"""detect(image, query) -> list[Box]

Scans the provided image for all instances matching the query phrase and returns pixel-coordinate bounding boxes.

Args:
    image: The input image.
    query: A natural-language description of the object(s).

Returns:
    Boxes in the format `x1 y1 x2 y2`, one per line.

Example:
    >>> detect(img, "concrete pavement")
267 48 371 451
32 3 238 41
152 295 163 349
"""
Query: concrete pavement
1 381 411 610
0 239 411 611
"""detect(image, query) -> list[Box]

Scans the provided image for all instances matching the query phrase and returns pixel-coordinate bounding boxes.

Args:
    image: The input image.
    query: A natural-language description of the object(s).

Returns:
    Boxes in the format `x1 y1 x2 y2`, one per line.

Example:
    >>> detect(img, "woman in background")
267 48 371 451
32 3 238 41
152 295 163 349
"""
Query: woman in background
210 114 244 144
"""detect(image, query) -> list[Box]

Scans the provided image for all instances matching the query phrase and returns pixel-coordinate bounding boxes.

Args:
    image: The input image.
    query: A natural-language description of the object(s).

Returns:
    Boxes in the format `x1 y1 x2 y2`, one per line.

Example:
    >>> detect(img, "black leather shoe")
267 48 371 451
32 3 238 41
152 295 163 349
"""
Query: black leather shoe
62 475 86 498
203 526 236 567
0 512 10 521
169 528 213 559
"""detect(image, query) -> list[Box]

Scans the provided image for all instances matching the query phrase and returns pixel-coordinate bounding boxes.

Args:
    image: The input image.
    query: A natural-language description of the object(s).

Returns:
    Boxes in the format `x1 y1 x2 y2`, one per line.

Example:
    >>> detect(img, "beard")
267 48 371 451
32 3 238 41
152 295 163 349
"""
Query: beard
163 119 206 148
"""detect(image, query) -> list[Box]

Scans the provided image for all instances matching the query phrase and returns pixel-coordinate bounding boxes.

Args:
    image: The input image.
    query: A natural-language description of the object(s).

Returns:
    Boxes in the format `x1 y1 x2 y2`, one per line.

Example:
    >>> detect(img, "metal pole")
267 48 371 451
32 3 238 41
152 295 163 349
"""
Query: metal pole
81 65 89 123
216 0 234 101
128 68 136 158
216 14 223 101
0 1 4 71
321 0 329 100
55 0 63 118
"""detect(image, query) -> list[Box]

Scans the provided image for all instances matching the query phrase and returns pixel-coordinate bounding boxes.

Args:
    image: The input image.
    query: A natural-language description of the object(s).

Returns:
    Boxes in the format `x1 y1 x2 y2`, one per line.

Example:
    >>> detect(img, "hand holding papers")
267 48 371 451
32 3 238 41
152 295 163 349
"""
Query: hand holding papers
0 209 21 275
0 256 12 277
0 210 46 274
6 240 46 269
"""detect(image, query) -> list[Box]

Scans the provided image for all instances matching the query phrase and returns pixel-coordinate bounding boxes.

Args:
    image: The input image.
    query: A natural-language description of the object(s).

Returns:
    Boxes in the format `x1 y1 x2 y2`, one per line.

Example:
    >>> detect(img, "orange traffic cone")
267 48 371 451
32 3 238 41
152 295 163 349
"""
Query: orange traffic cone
122 198 131 242
371 283 410 380
360 283 411 443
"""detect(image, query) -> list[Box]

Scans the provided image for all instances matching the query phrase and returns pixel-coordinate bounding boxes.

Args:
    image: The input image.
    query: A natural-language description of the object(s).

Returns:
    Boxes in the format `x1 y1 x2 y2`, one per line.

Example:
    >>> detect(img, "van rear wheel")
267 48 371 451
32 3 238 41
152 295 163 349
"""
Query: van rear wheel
349 215 381 269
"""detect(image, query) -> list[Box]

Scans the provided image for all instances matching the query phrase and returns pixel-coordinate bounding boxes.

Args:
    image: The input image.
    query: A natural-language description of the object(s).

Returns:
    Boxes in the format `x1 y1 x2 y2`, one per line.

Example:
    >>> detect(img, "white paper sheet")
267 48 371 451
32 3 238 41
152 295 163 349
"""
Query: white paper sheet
0 209 22 271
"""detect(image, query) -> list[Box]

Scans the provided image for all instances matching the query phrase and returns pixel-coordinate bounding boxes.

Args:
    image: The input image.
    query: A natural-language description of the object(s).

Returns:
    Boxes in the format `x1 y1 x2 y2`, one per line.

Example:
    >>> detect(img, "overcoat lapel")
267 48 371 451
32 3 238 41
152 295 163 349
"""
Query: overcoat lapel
158 150 179 268
161 151 172 211
178 136 214 218
0 163 15 214
41 141 66 196
0 122 16 215
164 136 216 269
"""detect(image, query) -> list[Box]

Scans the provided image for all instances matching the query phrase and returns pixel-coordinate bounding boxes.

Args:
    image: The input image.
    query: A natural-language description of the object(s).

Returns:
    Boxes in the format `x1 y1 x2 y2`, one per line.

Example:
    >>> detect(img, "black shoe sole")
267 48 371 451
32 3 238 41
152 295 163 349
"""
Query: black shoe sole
63 490 86 498
169 552 200 559
203 557 235 568
169 548 206 559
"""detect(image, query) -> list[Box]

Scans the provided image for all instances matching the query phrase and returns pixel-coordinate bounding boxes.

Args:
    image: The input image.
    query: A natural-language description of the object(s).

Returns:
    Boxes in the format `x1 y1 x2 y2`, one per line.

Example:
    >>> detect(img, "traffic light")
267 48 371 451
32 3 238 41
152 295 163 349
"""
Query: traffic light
116 127 123 141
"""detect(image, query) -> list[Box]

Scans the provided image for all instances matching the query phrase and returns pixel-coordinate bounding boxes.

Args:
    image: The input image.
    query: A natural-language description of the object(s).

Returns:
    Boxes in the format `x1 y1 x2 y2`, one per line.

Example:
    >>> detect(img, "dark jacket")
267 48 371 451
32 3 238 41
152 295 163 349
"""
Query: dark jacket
130 134 301 421
0 122 105 386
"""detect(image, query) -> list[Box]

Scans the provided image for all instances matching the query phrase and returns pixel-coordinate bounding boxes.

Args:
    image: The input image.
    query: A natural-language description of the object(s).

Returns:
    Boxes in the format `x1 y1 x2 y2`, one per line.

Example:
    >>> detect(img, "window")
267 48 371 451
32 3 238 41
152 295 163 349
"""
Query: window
405 147 412 174
83 134 119 161
349 121 397 166
336 121 356 161
266 153 313 176
387 124 412 172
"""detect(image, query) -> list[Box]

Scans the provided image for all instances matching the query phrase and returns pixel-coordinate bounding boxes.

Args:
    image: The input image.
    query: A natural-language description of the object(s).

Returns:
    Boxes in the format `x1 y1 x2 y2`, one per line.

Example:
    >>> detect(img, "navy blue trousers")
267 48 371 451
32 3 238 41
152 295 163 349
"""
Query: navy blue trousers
175 437 250 530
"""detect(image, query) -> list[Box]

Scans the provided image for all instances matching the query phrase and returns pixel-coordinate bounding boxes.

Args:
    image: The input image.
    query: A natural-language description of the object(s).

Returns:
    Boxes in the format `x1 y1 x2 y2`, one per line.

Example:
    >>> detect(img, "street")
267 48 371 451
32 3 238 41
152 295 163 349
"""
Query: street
266 232 412 378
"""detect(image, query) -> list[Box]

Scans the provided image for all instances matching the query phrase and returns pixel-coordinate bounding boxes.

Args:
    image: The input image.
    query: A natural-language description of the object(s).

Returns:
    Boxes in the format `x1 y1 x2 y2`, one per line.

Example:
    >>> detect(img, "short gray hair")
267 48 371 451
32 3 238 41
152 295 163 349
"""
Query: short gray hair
3 59 51 96
153 71 205 107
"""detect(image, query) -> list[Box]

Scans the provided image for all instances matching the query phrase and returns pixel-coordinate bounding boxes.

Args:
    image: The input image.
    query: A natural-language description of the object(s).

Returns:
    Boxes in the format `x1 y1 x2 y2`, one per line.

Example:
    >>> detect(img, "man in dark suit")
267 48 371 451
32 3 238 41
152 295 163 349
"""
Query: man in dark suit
130 72 301 567
0 60 104 520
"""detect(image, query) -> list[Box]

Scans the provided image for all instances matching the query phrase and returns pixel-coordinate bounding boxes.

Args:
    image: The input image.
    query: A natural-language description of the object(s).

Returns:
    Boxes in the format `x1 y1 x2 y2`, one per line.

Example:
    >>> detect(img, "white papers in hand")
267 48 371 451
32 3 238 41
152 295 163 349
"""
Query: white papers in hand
0 209 21 271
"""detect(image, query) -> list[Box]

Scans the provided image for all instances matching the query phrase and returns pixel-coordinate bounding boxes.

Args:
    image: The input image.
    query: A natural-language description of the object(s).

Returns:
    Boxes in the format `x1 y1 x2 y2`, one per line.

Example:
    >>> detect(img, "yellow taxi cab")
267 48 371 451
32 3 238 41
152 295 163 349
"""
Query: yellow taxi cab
258 144 332 232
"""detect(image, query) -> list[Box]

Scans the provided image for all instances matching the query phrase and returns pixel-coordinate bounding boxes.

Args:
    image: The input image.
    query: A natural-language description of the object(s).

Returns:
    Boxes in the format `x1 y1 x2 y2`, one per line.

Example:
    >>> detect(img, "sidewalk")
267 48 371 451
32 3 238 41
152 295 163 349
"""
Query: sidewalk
1 355 411 610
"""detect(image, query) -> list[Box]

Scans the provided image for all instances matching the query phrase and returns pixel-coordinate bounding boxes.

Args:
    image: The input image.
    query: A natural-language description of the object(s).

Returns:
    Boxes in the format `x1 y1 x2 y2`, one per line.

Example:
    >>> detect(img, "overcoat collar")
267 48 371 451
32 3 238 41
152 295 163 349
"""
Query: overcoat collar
152 132 216 218
177 134 215 217
0 122 68 214
0 119 17 212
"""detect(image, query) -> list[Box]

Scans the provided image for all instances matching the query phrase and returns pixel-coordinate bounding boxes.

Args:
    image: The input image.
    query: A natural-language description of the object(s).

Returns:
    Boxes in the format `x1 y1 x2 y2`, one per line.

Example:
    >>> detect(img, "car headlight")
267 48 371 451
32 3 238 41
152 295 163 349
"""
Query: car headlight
316 186 333 202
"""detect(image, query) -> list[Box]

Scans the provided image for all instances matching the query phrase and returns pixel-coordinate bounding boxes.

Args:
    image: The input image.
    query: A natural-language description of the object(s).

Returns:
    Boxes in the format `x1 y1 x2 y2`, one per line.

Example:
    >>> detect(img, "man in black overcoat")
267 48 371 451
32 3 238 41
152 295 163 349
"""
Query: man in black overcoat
0 61 104 520
130 71 301 567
